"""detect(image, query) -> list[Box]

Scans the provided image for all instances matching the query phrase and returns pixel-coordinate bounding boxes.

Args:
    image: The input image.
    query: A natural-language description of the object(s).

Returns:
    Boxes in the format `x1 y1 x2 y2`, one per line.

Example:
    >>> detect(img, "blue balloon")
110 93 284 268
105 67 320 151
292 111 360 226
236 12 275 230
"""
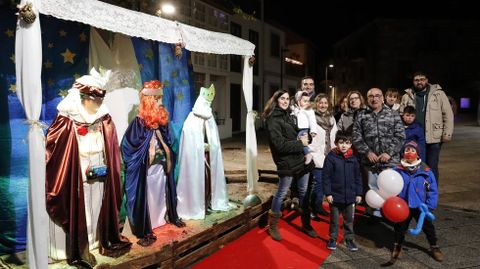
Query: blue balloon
408 203 435 235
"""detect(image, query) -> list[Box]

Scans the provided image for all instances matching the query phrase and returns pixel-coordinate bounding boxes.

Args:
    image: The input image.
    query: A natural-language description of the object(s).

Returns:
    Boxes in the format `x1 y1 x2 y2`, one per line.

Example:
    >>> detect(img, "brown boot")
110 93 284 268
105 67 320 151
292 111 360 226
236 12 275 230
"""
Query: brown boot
268 210 282 241
430 245 444 262
391 243 402 260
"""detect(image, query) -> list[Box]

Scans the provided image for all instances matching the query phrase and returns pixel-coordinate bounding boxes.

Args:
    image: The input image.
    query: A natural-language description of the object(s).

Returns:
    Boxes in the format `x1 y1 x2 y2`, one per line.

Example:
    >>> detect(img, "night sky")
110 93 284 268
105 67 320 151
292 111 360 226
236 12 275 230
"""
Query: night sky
265 0 479 60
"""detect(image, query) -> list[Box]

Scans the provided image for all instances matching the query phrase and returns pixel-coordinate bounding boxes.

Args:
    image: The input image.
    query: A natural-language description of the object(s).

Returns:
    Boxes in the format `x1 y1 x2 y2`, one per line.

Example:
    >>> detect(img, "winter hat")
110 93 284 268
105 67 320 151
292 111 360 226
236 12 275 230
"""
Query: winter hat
401 140 420 158
295 90 309 102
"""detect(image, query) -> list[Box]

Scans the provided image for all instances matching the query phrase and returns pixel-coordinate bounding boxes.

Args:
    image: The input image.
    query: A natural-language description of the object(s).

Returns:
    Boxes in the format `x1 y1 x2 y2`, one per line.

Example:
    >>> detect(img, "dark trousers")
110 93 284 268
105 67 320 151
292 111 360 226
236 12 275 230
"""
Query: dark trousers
426 142 442 184
300 173 315 228
310 168 324 213
394 207 438 246
329 203 355 241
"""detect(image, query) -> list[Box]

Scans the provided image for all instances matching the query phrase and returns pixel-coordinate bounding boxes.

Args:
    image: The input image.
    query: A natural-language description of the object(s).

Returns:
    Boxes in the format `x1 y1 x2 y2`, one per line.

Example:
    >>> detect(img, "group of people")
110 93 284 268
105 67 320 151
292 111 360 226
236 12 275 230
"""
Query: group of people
46 69 231 268
263 72 454 263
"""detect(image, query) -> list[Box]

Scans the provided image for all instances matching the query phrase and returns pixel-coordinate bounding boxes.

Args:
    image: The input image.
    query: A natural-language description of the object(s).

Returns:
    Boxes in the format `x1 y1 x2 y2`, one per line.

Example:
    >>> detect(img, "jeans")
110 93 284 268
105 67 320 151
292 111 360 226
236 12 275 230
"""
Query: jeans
367 170 379 190
329 203 356 241
271 173 309 213
367 170 381 216
426 143 442 185
311 168 324 213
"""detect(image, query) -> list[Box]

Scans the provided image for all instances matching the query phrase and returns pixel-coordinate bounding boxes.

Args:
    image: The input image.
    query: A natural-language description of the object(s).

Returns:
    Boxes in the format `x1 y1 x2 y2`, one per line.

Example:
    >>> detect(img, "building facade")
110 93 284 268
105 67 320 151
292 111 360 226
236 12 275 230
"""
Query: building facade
332 19 480 111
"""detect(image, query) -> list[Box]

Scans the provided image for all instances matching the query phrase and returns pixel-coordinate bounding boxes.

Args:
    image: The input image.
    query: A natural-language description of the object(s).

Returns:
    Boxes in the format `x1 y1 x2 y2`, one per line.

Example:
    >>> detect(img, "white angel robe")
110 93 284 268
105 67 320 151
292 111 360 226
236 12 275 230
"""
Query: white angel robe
176 96 231 219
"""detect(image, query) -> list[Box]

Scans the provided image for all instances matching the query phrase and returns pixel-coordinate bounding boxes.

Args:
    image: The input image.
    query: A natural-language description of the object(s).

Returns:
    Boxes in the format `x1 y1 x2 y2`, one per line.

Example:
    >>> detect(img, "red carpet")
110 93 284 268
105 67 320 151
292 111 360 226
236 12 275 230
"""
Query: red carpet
193 204 364 269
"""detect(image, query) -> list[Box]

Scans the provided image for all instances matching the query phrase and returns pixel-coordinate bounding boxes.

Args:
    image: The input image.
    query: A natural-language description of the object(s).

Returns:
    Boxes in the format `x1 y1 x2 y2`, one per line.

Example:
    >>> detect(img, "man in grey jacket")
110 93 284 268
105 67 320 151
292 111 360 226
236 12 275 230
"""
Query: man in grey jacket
353 88 405 217
400 72 454 184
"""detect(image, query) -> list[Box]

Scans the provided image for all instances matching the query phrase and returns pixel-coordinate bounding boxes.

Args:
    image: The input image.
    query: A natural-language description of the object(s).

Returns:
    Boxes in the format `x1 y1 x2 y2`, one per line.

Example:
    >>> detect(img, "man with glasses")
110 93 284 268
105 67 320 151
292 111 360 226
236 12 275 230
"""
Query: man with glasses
400 72 453 185
353 88 405 218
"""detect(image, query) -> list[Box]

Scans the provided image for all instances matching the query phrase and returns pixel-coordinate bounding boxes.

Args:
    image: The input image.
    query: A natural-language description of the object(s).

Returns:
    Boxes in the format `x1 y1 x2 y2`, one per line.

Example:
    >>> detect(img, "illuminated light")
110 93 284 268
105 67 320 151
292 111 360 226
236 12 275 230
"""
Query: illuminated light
460 97 470 109
285 57 303 65
161 3 176 14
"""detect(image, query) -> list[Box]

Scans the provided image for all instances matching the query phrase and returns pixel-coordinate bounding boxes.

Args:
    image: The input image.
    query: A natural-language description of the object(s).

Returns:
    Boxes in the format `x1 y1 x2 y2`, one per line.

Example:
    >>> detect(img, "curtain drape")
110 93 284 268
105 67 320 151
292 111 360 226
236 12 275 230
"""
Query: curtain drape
242 57 258 195
14 1 48 268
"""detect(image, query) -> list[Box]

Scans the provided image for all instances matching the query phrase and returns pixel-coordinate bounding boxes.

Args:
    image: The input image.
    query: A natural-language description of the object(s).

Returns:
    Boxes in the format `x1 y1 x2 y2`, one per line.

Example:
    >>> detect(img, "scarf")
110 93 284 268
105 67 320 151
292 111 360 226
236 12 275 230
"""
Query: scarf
315 111 334 154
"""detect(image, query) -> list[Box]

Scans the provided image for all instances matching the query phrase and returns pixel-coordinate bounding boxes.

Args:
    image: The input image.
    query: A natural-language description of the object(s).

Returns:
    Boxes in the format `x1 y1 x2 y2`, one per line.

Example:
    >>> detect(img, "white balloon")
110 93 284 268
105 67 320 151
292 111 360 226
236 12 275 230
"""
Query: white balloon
377 169 404 199
365 189 385 209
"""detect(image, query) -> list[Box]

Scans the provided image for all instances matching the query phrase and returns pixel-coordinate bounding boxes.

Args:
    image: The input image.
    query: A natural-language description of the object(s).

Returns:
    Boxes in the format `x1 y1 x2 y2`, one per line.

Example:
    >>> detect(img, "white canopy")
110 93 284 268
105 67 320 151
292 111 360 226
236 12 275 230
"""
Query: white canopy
15 0 258 268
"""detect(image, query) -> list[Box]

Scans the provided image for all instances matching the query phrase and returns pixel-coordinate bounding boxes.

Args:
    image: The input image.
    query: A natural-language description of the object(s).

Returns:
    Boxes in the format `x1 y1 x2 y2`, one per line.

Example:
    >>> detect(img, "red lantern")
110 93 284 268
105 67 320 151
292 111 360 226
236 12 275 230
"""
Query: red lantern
382 197 409 223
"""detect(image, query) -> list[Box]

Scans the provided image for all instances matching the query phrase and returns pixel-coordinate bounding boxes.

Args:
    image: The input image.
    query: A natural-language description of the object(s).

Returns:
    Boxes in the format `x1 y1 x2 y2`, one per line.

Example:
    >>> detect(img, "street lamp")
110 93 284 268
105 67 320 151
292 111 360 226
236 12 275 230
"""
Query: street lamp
280 47 289 89
325 64 334 92
156 3 176 17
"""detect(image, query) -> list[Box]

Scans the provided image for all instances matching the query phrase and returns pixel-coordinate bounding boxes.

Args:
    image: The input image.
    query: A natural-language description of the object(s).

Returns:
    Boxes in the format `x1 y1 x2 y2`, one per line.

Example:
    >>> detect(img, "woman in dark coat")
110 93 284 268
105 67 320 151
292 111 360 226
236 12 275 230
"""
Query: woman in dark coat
262 89 317 241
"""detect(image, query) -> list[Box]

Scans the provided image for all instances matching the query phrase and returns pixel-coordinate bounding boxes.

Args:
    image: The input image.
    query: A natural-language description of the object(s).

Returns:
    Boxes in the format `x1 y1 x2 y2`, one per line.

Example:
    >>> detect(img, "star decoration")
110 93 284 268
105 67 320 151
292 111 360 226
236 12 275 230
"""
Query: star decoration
47 78 55 87
171 70 178 78
145 48 153 60
59 30 67 37
5 29 14 38
47 43 54 48
182 79 188 85
79 32 87 42
61 48 76 64
43 60 53 69
163 80 170 87
176 91 184 101
73 73 81 79
10 54 15 63
9 84 16 93
58 89 69 98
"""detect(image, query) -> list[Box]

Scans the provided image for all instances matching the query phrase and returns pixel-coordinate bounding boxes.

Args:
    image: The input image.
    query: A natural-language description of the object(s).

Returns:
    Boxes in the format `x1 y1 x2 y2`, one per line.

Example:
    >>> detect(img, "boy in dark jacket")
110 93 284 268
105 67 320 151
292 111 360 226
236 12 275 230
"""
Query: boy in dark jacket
391 141 443 263
323 130 363 251
402 106 426 160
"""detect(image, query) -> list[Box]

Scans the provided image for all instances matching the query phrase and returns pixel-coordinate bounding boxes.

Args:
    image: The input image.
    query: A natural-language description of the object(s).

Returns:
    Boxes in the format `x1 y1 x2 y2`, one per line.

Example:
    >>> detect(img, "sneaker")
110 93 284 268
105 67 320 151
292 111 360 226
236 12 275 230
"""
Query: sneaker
327 239 337 250
430 246 444 262
310 212 321 221
305 153 313 164
291 197 300 211
345 239 359 251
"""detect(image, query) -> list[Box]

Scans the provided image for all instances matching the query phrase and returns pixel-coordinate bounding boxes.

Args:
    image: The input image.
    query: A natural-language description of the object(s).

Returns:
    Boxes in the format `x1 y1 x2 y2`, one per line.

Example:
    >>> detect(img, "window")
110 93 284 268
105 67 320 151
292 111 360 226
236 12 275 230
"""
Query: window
270 32 280 57
249 29 259 75
219 55 228 70
207 54 217 68
194 72 205 96
230 22 242 37
193 52 205 66
194 2 205 23
230 22 242 72
217 11 229 31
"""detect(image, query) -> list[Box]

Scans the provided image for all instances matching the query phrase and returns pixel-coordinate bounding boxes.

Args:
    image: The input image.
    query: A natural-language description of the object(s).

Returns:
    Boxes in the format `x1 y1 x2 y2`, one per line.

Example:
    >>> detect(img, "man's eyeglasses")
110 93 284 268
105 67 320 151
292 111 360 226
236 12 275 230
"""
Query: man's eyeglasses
414 78 427 82
367 94 383 99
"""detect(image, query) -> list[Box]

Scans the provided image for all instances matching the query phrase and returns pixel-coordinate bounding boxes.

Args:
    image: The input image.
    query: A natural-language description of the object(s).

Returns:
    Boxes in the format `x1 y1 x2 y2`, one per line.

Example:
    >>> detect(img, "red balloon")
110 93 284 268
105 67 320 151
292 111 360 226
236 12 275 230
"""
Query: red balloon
382 197 410 223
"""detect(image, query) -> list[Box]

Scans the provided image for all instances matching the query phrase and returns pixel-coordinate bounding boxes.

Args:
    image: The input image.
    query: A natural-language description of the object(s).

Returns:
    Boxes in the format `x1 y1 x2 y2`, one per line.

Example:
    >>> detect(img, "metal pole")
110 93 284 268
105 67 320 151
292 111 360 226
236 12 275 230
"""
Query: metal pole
280 47 284 89
325 65 328 93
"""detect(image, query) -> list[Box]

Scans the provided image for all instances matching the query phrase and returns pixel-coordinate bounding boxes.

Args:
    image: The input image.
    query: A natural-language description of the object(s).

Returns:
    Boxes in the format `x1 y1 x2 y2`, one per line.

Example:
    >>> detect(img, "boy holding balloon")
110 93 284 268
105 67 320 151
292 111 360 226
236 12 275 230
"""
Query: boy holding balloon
391 141 443 262
323 130 363 251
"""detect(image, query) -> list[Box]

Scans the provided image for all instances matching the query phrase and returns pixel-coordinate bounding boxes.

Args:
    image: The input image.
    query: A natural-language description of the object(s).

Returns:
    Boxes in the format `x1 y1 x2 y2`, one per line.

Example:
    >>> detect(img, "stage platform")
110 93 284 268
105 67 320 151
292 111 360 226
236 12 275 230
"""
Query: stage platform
0 182 277 269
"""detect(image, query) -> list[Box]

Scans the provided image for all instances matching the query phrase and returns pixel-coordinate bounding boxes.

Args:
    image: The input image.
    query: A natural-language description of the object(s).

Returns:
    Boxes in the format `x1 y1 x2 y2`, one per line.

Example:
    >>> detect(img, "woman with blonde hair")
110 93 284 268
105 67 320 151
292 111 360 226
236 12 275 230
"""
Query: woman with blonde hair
308 93 338 220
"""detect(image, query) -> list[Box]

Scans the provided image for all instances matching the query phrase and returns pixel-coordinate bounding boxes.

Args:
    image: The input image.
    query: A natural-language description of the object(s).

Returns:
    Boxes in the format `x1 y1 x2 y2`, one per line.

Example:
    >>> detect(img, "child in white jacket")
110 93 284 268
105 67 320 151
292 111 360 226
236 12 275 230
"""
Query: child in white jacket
293 91 317 164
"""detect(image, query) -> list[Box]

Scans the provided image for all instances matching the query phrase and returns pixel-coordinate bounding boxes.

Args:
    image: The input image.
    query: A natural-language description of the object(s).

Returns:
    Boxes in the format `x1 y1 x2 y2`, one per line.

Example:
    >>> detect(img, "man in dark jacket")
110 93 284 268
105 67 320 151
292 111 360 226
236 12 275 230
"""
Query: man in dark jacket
323 130 363 251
